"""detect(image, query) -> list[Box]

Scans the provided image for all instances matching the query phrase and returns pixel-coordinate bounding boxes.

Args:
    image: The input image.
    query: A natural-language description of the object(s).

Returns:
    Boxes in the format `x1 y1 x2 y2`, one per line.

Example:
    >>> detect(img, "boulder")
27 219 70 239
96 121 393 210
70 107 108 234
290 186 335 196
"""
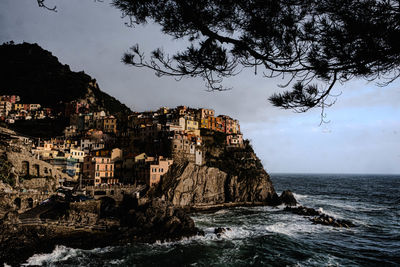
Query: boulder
214 227 231 237
279 190 297 206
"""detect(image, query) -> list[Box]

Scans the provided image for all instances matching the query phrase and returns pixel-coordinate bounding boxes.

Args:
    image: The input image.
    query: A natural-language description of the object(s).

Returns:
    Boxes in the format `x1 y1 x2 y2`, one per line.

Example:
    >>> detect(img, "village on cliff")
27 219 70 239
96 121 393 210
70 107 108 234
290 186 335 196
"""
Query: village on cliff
0 94 244 189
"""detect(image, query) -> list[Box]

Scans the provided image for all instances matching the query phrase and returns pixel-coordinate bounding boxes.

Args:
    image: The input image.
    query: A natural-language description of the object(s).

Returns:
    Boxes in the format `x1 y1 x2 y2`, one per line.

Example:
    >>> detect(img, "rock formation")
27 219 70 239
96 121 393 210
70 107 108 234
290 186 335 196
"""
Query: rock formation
284 206 356 228
0 196 200 266
279 190 297 206
157 140 280 208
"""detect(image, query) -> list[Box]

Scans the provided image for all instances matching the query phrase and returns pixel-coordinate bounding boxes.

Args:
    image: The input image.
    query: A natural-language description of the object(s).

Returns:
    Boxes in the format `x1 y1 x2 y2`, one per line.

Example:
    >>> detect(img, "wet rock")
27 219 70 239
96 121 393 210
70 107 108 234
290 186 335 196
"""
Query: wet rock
279 190 297 206
214 227 231 237
197 229 205 236
285 205 355 228
164 216 182 234
309 214 355 228
284 206 320 216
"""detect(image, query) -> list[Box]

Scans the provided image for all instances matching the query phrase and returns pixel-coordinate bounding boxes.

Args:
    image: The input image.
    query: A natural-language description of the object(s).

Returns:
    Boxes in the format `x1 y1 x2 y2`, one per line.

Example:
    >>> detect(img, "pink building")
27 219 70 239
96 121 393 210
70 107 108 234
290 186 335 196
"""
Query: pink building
149 156 173 187
83 156 117 186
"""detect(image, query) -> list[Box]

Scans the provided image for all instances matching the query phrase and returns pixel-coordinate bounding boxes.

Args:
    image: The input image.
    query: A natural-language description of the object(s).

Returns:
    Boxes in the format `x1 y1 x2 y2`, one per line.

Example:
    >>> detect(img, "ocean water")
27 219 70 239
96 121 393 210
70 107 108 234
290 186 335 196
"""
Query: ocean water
22 174 400 266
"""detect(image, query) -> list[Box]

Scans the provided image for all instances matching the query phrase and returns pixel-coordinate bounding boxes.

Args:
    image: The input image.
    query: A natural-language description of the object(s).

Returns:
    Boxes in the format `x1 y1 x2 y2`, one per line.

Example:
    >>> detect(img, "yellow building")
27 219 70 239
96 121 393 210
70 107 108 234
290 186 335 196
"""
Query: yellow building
13 103 24 111
185 116 199 131
200 118 209 129
103 116 117 133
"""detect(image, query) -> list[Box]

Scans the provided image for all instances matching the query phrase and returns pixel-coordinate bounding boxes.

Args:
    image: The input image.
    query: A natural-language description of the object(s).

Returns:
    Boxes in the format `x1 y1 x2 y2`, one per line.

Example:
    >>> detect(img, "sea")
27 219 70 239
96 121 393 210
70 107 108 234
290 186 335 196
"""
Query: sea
21 174 400 267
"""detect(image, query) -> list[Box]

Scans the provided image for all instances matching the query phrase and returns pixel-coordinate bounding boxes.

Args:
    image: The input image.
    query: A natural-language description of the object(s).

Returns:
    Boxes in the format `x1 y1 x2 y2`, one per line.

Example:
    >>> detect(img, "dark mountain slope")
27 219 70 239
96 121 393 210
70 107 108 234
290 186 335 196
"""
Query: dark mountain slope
0 41 130 115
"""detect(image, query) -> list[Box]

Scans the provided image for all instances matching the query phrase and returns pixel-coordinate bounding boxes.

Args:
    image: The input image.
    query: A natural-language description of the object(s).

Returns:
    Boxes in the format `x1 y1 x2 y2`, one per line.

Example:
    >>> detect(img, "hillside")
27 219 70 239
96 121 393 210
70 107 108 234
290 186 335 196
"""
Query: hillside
0 41 131 115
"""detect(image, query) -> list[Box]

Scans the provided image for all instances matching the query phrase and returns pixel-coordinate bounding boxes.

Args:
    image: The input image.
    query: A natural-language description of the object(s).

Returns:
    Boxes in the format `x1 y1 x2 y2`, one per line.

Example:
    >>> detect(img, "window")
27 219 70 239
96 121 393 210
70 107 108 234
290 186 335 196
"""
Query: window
97 165 99 171
105 172 108 177
105 165 108 171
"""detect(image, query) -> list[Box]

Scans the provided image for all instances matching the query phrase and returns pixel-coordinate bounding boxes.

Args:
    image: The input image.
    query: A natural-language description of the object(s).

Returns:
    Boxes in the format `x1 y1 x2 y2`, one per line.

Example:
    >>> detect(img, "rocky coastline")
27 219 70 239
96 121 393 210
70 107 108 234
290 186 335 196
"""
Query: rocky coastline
0 196 201 266
0 186 357 265
0 128 356 266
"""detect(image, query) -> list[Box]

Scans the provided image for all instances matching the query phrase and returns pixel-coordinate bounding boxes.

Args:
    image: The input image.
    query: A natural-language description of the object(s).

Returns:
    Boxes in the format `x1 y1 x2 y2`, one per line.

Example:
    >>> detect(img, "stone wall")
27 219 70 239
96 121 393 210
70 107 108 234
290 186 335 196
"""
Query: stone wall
20 178 56 192
6 150 72 184
0 191 51 216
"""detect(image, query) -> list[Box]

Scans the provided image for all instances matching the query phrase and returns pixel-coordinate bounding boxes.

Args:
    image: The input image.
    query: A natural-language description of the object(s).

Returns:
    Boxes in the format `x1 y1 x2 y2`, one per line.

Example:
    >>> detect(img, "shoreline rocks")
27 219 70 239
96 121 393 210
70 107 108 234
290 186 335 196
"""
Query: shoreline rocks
284 206 355 228
0 196 201 266
279 190 297 206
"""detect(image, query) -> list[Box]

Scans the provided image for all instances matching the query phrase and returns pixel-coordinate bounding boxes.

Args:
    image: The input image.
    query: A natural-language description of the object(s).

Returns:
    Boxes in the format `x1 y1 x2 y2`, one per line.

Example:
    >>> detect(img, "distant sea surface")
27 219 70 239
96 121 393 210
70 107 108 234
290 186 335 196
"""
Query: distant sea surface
22 174 400 266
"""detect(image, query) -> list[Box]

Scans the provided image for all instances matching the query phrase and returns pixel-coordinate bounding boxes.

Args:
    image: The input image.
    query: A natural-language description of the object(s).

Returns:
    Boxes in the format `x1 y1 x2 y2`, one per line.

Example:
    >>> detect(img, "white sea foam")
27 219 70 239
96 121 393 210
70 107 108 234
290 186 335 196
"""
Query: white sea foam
292 193 309 201
264 215 333 238
311 196 383 213
214 209 229 215
22 245 77 266
294 253 345 267
109 259 126 265
220 227 252 240
21 245 119 266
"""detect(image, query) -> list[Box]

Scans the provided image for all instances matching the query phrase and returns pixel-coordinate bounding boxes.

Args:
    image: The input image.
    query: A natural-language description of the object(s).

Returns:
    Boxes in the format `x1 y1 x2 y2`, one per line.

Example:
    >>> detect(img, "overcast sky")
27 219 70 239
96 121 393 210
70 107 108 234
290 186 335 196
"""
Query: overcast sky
1 0 399 174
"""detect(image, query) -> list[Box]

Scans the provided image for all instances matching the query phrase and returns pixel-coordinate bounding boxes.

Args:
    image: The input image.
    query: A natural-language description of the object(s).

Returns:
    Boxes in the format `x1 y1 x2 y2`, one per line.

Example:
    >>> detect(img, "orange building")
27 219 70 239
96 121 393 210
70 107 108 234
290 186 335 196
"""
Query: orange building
199 108 215 119
208 116 225 132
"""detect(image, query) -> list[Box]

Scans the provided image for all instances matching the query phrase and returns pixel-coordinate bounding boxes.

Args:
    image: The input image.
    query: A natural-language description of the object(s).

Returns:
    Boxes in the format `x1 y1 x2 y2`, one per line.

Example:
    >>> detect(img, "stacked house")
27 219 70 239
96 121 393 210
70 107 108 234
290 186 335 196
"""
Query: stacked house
21 103 244 188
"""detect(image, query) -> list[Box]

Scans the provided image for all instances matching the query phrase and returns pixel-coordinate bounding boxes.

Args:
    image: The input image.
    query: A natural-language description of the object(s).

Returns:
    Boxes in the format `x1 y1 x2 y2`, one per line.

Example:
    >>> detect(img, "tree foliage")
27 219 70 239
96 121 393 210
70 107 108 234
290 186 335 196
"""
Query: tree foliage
39 0 400 112
112 0 400 112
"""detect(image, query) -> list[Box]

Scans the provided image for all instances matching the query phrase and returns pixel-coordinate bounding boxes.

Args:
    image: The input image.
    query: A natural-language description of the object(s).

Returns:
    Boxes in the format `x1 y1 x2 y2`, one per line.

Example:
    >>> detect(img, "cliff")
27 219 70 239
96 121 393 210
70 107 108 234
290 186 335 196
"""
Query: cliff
0 42 131 137
0 42 130 115
157 137 279 208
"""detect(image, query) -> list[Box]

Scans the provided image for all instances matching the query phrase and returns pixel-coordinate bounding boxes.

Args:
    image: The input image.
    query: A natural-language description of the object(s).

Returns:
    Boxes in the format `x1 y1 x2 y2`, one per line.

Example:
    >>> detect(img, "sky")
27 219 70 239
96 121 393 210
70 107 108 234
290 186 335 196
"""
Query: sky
1 0 399 174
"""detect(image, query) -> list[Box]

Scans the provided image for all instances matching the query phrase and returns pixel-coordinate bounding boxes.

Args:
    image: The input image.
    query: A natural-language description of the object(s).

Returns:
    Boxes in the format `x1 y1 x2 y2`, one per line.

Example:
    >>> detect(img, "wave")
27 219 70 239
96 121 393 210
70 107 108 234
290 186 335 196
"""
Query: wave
294 253 352 266
22 245 119 266
22 245 77 266
264 220 323 238
292 193 310 201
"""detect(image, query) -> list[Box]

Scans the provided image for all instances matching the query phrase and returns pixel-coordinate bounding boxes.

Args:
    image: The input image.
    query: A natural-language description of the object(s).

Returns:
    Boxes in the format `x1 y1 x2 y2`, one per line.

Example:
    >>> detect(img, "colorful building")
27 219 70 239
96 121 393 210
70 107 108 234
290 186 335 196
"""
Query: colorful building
82 156 116 186
103 115 117 133
149 156 173 186
198 108 215 119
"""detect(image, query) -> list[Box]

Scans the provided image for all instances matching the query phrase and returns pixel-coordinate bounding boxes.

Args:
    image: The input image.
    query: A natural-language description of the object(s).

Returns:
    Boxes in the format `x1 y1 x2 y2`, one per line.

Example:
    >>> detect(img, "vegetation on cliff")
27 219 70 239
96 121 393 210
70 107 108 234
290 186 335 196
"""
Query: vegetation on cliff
202 130 264 180
0 41 131 115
